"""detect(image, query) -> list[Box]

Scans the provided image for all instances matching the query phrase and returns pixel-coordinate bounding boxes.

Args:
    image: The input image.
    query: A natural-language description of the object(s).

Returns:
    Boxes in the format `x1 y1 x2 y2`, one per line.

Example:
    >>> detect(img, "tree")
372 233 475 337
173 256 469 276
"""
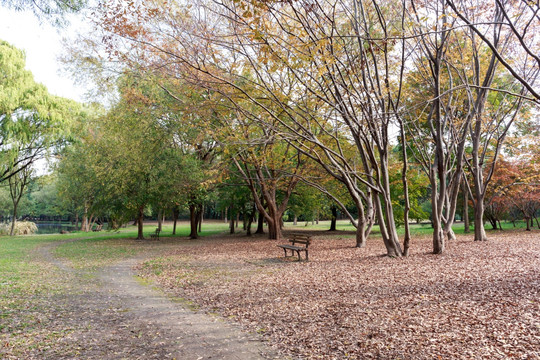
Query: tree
1 40 73 185
446 0 540 103
7 162 32 235
1 0 87 25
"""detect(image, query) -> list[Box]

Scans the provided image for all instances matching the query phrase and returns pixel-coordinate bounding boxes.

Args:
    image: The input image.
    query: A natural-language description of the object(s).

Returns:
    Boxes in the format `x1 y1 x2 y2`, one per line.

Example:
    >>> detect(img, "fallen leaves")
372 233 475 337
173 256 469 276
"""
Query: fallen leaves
138 230 540 359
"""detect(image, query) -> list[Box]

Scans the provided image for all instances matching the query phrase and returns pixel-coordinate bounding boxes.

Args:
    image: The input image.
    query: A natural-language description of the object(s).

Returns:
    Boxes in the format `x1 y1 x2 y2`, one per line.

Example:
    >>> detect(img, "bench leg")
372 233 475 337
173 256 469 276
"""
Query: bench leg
305 250 308 261
283 248 288 257
297 250 301 261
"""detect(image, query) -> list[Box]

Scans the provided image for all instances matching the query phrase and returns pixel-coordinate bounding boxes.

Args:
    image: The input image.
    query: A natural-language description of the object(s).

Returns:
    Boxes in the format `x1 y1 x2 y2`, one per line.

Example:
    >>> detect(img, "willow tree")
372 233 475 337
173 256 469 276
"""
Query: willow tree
1 40 74 185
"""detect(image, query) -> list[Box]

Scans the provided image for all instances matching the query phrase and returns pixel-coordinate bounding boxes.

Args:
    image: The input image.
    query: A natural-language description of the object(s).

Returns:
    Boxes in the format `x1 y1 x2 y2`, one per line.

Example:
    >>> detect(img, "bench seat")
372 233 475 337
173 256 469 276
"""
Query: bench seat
277 234 312 261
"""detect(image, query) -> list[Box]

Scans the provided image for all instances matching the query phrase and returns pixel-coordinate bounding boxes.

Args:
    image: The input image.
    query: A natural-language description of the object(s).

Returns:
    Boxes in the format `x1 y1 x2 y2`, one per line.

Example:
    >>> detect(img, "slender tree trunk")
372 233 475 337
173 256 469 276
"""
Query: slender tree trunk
9 203 18 236
525 217 531 231
235 213 239 229
198 206 203 233
189 204 198 239
293 215 297 226
246 205 255 236
399 117 411 256
224 207 228 223
157 209 163 232
329 205 337 231
463 183 470 233
82 203 89 232
229 207 235 234
172 207 179 235
431 174 445 254
137 206 144 240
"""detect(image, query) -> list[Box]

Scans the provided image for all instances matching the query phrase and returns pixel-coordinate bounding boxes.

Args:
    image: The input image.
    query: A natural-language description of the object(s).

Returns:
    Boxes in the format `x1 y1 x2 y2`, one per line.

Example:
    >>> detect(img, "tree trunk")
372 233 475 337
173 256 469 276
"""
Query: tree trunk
293 215 297 226
199 205 203 232
463 183 470 233
198 206 203 233
229 208 235 234
267 217 282 240
431 174 445 254
82 203 89 232
172 206 179 235
189 204 198 239
246 205 255 236
157 208 163 232
355 218 366 248
374 192 403 257
9 203 18 236
236 213 239 229
137 206 144 240
329 205 337 231
525 217 531 231
473 200 488 241
256 211 265 234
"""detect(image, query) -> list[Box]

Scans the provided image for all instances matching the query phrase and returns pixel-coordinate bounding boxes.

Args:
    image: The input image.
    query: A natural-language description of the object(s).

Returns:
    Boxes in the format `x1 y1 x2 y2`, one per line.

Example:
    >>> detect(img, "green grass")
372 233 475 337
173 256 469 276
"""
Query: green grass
282 219 531 237
53 222 231 269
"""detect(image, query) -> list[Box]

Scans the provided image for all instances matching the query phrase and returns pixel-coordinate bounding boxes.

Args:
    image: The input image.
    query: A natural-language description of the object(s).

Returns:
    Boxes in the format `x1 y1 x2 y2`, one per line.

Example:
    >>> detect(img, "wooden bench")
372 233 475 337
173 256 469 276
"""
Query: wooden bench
277 234 312 261
150 228 160 240
92 224 103 232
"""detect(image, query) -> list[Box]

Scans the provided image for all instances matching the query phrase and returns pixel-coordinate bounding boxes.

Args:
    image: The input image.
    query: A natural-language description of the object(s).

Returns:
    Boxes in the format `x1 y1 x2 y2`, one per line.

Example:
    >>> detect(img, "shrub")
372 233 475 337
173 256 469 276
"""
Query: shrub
0 221 38 236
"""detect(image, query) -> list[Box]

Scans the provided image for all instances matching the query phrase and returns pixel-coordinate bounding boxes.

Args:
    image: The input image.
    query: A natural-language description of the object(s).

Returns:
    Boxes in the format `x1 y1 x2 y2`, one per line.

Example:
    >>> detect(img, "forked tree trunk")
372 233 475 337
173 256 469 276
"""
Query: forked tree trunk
355 218 366 248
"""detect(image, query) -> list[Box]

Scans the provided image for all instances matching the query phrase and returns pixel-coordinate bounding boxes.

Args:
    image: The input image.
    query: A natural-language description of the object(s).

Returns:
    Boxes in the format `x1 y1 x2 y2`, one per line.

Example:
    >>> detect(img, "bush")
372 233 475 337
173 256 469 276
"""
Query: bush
0 221 38 236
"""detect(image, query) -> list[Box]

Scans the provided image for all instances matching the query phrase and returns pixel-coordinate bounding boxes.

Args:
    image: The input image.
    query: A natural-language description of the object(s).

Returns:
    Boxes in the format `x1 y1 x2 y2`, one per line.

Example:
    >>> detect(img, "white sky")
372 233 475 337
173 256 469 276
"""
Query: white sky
0 6 86 103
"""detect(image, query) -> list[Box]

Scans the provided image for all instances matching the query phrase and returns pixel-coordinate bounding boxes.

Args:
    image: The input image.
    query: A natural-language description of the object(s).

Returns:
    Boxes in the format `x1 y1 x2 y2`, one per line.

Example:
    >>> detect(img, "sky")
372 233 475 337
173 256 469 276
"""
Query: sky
0 6 86 103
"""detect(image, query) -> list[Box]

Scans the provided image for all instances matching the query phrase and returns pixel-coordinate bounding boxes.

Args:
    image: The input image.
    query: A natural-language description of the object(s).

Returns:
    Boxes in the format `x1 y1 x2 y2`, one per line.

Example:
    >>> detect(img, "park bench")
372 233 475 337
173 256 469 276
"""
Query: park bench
92 224 103 232
150 228 160 240
277 234 312 261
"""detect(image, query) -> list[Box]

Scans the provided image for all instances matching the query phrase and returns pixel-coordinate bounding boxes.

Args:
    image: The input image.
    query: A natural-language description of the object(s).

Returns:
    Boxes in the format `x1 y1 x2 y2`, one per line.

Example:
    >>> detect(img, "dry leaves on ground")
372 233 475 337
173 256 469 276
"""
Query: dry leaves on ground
138 230 540 359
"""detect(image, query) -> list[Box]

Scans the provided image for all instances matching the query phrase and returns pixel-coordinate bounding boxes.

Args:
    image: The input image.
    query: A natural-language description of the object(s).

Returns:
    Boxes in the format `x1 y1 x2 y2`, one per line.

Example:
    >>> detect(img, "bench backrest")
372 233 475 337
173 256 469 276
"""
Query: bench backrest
289 234 312 246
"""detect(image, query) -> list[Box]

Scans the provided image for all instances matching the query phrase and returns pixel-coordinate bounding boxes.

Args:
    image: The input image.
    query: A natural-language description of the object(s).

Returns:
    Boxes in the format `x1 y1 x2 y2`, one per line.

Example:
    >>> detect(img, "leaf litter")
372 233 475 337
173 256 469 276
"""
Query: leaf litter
138 230 540 359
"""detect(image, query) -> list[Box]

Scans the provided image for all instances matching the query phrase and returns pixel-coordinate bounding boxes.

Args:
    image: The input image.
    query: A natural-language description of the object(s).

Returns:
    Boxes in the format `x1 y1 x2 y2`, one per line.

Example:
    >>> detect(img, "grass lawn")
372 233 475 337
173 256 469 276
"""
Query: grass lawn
283 218 531 236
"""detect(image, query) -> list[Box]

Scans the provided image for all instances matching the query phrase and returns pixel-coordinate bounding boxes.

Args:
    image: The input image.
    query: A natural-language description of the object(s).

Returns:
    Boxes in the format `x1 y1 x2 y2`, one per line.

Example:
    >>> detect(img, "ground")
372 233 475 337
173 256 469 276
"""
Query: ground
1 223 539 359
